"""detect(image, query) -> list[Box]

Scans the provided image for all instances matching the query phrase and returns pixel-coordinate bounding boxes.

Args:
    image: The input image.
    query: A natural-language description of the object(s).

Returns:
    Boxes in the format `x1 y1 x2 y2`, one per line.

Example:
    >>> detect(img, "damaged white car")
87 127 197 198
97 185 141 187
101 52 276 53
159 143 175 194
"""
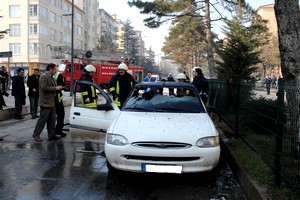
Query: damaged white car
70 81 220 174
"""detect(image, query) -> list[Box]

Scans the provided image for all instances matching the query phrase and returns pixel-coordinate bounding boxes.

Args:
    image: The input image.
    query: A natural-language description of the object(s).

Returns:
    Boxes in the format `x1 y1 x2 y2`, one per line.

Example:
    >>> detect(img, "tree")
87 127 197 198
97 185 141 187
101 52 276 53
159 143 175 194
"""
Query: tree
216 7 270 80
123 20 139 59
95 35 117 53
162 9 207 72
128 0 252 78
274 0 300 152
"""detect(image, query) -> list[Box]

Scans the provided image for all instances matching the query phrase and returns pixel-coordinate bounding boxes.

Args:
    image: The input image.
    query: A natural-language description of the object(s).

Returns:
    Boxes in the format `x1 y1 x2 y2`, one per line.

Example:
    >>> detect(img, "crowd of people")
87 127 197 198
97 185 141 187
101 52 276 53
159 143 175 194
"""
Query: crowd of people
1 62 210 143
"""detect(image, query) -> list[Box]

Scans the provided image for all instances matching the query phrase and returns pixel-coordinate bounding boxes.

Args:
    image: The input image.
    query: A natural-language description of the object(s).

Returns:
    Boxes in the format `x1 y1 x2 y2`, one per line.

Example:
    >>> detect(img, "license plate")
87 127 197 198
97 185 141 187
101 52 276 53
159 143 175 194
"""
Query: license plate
141 164 182 173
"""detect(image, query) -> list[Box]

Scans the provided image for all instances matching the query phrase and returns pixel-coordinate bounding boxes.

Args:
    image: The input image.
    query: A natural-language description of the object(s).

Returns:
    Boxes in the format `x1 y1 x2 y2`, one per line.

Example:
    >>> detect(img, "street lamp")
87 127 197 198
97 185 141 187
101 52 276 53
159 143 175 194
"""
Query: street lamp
63 0 74 96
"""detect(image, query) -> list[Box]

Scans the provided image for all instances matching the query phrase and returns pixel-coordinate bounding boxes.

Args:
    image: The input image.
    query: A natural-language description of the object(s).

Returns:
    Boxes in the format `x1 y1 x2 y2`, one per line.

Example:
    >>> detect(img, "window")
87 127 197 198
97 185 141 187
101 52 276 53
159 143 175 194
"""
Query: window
9 5 21 18
57 16 62 26
58 0 62 10
64 34 71 44
9 43 21 55
57 32 63 43
50 29 56 40
49 11 56 23
77 26 82 36
76 13 82 23
50 0 56 6
29 5 38 16
29 43 39 55
39 24 48 36
9 24 21 36
29 24 38 35
39 5 47 18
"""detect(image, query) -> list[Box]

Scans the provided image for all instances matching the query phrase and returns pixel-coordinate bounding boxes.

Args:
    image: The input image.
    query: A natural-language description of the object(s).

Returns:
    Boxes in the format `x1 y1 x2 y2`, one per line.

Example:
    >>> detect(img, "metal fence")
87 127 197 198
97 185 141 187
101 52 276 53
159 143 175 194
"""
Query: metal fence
208 78 300 196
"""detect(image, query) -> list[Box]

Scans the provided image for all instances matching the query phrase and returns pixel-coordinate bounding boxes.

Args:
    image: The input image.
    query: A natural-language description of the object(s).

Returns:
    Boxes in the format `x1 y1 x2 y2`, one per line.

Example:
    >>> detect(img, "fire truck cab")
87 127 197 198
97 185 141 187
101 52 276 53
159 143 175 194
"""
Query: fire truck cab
57 51 144 90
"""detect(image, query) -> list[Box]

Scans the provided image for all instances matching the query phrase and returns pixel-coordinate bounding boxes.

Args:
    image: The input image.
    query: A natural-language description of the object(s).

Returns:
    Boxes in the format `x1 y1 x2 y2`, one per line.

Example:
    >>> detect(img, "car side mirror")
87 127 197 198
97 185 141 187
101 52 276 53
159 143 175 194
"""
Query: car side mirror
97 103 114 111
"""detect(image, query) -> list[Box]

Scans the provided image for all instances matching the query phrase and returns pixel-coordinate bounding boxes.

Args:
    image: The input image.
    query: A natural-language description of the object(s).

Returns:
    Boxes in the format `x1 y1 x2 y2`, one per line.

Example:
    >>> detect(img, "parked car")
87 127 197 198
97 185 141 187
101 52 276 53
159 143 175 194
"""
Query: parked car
70 81 220 174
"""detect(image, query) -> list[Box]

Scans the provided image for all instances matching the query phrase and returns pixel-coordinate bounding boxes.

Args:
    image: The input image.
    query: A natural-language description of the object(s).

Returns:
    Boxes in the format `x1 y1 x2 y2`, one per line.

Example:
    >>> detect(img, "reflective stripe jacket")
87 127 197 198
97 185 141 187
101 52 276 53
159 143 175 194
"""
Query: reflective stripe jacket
109 71 135 108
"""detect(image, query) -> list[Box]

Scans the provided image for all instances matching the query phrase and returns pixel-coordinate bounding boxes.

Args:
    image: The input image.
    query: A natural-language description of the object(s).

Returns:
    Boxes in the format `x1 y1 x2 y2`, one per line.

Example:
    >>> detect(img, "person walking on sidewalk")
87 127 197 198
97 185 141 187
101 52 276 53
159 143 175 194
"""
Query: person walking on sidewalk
27 68 40 119
12 68 26 120
53 68 67 137
0 66 9 97
32 63 64 142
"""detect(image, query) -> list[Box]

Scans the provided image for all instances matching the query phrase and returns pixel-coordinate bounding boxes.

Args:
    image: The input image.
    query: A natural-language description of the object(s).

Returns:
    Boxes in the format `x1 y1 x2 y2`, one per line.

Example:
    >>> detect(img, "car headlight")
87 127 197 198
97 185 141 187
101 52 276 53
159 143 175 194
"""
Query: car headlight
106 133 128 146
196 136 219 147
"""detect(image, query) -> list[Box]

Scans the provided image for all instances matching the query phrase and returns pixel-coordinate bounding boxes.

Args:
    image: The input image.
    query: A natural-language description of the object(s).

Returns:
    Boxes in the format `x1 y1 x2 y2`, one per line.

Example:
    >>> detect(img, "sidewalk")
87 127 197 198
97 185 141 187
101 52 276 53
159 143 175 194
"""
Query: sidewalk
0 88 73 121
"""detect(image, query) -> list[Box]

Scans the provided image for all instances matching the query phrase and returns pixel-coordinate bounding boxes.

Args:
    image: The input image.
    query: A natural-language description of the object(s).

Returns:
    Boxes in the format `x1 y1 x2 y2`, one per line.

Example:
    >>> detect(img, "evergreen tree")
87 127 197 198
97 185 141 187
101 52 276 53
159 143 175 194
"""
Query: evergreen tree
216 8 269 80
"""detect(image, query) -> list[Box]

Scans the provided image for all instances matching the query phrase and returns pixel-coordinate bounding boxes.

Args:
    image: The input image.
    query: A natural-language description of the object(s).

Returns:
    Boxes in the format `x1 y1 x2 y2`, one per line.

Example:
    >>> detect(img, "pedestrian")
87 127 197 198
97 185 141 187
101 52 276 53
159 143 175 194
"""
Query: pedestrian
183 71 190 83
32 63 64 142
27 68 40 119
53 67 67 137
271 74 277 88
265 75 272 95
12 68 26 120
109 63 135 109
0 66 9 96
192 67 209 104
167 73 175 95
143 71 156 82
79 64 97 108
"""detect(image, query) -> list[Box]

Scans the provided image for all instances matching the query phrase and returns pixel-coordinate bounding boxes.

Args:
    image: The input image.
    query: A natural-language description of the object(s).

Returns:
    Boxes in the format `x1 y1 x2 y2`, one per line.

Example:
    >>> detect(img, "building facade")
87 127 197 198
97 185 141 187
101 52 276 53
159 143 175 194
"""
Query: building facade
0 0 85 76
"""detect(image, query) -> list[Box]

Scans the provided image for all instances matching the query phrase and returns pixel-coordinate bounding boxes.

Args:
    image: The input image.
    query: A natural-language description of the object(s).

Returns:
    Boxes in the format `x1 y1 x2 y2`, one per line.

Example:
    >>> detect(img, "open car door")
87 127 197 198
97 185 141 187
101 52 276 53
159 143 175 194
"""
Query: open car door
70 80 120 133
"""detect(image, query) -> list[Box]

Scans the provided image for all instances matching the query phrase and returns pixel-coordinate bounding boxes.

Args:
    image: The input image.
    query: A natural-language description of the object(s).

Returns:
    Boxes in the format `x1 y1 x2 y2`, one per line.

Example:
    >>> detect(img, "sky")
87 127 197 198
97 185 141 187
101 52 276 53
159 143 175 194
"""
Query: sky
98 0 275 56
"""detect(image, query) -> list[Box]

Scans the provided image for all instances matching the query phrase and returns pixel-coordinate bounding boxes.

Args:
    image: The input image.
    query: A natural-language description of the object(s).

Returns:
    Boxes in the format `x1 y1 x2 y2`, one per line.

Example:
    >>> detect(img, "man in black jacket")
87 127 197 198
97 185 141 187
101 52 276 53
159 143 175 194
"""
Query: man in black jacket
192 67 209 104
12 68 26 119
27 68 40 119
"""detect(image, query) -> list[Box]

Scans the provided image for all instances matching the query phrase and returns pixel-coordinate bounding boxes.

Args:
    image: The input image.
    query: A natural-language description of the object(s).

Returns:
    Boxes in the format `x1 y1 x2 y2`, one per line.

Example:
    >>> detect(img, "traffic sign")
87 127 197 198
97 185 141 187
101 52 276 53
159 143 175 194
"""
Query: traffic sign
0 51 12 57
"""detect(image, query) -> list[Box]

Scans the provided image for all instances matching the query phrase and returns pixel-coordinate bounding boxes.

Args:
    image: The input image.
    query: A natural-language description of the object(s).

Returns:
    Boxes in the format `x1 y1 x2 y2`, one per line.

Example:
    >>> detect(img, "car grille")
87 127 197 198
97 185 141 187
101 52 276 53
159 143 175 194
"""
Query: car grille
132 142 191 149
123 155 200 162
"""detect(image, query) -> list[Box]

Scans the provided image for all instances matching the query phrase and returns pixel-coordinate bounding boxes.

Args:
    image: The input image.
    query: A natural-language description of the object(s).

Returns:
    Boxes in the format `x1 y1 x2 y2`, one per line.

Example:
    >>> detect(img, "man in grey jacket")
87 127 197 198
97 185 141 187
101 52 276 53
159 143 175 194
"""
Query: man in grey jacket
32 63 64 142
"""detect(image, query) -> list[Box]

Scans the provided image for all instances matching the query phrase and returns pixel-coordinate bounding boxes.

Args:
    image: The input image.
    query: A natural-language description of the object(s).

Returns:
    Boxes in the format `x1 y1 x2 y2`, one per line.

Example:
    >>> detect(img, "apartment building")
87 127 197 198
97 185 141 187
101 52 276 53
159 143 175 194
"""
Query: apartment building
257 3 277 36
0 0 86 76
98 9 118 50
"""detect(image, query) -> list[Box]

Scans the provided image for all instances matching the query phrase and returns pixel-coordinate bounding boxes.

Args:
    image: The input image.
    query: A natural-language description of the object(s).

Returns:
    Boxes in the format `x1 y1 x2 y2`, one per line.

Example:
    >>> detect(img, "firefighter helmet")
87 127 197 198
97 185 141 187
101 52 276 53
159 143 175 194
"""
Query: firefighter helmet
118 63 128 71
85 64 96 72
192 66 201 72
177 73 186 80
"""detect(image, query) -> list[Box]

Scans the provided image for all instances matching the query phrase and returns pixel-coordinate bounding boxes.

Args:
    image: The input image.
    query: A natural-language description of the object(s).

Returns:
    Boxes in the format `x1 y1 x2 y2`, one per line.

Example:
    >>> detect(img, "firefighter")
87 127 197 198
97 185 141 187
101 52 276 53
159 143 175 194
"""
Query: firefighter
109 63 135 109
53 68 67 137
176 73 190 96
79 64 97 108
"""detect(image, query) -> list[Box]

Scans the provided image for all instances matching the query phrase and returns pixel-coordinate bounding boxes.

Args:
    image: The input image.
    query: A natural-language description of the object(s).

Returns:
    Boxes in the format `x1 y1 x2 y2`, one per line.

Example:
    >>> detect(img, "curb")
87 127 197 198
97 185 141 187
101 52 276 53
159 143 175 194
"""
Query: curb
218 129 269 200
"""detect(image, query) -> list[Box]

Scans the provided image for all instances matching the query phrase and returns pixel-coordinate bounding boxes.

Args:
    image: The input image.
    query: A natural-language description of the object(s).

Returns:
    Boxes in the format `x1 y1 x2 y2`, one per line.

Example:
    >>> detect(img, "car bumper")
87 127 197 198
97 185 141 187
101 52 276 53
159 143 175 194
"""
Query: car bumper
105 144 220 173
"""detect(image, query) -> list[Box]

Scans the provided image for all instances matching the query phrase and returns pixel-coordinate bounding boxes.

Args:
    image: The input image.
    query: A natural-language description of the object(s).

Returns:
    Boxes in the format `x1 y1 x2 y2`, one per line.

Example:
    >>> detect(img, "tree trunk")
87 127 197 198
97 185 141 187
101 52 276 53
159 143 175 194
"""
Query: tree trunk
205 0 216 78
274 0 300 151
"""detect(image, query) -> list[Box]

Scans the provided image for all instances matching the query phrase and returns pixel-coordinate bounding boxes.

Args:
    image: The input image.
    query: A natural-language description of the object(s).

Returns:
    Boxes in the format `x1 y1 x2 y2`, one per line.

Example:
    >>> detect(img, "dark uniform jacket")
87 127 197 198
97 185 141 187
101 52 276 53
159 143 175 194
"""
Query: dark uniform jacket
27 74 40 98
109 71 135 108
12 75 26 105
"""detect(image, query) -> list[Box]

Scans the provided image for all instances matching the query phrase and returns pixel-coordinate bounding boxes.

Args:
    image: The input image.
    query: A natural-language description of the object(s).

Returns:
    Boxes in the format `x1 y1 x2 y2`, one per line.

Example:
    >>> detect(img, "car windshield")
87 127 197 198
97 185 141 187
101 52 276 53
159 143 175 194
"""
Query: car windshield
58 64 66 72
123 83 206 113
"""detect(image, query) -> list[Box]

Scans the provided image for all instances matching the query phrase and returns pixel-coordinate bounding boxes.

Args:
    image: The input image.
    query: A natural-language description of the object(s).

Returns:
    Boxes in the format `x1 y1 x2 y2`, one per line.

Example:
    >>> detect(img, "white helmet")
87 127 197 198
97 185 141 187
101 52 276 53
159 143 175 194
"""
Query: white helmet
85 64 96 72
192 66 200 72
177 73 186 80
118 63 128 71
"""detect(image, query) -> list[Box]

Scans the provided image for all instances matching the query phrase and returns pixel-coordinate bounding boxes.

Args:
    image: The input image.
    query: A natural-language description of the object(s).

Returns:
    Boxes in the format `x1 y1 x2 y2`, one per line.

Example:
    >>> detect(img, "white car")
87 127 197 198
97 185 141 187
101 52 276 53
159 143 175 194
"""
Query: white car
70 81 220 174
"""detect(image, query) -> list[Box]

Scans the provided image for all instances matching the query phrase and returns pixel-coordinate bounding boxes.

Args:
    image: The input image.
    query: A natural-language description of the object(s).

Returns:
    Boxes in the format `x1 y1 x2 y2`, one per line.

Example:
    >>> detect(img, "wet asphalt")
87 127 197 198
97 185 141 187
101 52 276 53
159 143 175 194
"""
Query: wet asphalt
0 105 246 200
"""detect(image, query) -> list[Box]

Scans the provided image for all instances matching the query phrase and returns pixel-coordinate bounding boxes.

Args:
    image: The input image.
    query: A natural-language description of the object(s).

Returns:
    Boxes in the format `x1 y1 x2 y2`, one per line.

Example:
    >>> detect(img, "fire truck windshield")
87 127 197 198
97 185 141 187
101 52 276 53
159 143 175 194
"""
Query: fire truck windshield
58 64 66 72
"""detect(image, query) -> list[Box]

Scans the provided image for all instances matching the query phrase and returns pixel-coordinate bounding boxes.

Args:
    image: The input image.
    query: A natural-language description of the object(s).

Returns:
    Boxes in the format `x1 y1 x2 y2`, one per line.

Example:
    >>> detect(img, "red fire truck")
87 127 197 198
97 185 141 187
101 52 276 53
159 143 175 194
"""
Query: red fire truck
57 51 144 90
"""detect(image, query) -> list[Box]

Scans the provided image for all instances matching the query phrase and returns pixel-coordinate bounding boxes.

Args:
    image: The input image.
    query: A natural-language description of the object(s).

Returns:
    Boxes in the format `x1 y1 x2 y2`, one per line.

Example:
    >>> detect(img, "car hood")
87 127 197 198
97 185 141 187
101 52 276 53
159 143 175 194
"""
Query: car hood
108 112 217 143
